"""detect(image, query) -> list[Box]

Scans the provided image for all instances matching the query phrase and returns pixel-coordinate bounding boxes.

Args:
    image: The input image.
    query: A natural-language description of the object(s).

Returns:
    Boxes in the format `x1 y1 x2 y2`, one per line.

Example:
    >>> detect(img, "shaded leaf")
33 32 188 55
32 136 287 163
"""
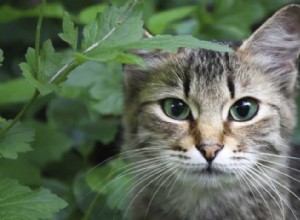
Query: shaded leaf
79 4 107 24
0 178 67 220
21 122 72 167
0 4 65 24
0 78 35 105
147 6 196 34
0 49 3 66
0 159 41 186
85 158 132 211
0 121 35 159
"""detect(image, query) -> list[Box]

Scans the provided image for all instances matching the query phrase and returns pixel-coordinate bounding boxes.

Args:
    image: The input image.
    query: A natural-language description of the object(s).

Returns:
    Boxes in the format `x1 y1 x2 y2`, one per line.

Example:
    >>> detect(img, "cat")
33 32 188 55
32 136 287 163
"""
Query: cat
122 4 300 220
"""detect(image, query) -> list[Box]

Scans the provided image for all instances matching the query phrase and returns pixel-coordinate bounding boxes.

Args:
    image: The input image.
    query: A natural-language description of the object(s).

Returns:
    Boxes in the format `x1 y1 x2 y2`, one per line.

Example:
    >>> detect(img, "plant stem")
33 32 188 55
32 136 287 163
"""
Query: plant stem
0 0 45 136
0 90 40 136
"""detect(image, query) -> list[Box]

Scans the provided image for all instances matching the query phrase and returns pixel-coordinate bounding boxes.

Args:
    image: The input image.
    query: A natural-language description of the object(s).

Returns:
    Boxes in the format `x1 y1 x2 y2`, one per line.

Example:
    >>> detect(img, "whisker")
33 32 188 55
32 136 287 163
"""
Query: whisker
123 165 178 219
238 167 274 220
248 151 300 161
247 165 297 220
144 166 179 218
257 158 300 174
233 168 262 217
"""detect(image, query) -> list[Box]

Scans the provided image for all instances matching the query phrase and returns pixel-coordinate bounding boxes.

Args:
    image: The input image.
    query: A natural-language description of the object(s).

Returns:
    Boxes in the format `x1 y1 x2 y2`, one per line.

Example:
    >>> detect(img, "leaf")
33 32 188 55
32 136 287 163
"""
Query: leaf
0 121 35 159
0 159 41 186
20 41 66 95
124 35 233 52
21 122 72 167
147 6 196 34
66 62 123 115
0 178 67 220
73 172 123 220
85 158 132 211
82 1 144 53
0 49 3 66
0 3 65 24
59 12 78 50
79 4 107 24
0 78 35 105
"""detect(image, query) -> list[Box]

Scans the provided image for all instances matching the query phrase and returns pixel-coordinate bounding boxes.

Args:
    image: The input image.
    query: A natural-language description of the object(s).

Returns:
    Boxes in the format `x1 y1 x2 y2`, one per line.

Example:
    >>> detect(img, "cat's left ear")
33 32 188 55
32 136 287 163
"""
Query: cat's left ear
238 4 300 94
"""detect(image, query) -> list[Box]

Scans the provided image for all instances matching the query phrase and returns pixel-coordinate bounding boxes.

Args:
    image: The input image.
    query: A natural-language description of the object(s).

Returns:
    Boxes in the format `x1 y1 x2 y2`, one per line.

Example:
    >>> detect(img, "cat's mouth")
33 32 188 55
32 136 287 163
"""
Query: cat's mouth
190 164 225 176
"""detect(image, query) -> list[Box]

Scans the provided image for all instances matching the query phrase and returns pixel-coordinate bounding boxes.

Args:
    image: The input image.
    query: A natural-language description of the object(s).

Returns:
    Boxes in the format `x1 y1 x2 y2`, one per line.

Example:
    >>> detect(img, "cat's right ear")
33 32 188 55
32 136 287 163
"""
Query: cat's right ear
238 4 300 95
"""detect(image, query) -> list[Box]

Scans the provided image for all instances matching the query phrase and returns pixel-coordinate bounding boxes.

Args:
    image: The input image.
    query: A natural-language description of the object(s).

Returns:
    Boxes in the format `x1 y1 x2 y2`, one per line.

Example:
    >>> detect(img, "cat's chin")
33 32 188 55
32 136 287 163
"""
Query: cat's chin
181 166 239 189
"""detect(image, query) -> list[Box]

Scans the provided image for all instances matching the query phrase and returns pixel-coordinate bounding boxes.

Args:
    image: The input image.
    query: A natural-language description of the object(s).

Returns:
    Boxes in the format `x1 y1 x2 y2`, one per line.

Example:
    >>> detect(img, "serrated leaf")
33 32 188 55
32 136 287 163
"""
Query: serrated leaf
82 1 144 53
0 121 35 159
59 12 78 50
0 178 67 220
0 49 3 66
147 6 196 34
20 41 66 95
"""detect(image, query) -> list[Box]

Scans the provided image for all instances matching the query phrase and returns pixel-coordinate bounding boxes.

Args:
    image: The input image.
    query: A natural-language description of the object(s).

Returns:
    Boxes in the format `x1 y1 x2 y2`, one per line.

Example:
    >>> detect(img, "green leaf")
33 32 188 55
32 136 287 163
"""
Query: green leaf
0 159 42 186
21 122 72 167
20 41 66 95
85 158 132 210
59 12 78 50
124 35 234 52
82 1 144 53
66 62 123 115
0 121 35 159
147 6 196 34
0 3 65 24
0 78 35 105
0 49 3 66
79 4 107 24
0 178 67 220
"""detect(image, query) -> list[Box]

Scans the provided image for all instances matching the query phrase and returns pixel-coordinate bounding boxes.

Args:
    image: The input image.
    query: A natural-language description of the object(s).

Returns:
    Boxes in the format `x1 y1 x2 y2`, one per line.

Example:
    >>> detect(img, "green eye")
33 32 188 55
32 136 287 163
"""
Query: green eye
229 98 259 121
163 98 191 120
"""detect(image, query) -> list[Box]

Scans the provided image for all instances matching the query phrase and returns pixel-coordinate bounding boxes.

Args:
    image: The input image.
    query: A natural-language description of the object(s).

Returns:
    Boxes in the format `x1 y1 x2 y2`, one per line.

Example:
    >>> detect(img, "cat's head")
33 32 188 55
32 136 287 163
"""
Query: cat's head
123 5 300 188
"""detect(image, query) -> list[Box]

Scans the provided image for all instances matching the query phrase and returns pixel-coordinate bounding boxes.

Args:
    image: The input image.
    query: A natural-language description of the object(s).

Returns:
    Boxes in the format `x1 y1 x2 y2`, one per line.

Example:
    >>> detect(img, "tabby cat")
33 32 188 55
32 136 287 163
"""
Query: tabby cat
122 4 300 220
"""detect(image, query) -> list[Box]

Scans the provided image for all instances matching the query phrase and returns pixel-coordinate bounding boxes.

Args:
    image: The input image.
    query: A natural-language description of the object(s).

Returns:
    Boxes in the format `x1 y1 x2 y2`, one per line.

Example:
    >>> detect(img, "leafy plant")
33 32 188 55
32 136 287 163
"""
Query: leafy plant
0 0 296 219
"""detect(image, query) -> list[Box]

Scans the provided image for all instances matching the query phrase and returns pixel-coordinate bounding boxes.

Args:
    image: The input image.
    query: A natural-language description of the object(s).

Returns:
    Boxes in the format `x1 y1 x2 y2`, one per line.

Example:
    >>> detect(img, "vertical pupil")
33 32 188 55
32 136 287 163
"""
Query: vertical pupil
171 101 185 116
236 101 250 118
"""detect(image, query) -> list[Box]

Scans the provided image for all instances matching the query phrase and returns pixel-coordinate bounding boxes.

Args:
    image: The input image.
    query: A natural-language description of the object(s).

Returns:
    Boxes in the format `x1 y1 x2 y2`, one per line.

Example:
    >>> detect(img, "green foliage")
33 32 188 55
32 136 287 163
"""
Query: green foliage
0 3 65 24
0 79 35 104
59 13 78 50
0 120 34 159
0 0 297 219
0 178 67 220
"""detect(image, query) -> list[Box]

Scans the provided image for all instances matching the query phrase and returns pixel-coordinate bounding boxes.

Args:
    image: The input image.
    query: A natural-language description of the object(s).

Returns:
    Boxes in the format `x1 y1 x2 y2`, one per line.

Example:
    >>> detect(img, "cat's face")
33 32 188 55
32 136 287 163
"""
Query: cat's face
123 5 300 189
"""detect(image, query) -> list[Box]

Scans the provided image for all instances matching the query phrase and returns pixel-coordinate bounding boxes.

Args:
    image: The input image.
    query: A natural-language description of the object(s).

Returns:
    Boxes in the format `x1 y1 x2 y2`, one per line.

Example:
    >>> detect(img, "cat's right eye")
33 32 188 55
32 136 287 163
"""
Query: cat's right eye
162 98 191 120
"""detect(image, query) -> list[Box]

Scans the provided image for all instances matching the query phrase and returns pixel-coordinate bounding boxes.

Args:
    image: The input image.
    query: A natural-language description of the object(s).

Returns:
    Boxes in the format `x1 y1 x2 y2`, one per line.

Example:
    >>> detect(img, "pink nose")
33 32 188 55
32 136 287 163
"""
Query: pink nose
196 144 223 163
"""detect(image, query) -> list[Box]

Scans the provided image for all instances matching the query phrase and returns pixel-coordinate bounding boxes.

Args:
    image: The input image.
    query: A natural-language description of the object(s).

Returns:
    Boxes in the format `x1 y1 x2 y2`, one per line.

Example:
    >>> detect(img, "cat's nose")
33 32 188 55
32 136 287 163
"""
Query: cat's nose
196 144 223 163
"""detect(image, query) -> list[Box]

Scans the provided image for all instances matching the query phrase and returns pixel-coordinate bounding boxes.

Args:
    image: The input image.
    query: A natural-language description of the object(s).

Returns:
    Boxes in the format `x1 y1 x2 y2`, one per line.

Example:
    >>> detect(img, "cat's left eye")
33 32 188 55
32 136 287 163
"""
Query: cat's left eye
229 98 258 122
162 98 191 120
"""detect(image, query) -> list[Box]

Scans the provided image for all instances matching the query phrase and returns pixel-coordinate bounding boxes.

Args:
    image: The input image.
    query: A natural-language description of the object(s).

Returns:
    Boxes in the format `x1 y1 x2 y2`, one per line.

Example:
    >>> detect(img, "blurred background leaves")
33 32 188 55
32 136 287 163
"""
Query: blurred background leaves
0 0 298 219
